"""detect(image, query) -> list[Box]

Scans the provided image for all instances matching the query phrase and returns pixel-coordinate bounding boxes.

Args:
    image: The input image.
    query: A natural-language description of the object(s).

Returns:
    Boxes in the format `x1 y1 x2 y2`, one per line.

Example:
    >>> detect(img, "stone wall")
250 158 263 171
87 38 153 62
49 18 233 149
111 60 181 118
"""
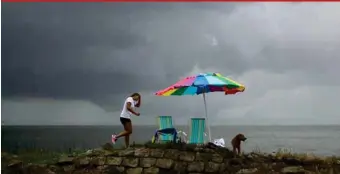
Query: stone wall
3 145 340 174
54 147 245 174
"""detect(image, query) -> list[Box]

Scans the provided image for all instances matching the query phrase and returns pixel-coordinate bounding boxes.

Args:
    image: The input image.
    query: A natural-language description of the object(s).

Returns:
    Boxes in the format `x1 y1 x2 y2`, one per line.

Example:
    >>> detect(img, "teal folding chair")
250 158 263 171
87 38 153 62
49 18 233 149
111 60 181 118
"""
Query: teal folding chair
157 116 174 142
188 118 206 144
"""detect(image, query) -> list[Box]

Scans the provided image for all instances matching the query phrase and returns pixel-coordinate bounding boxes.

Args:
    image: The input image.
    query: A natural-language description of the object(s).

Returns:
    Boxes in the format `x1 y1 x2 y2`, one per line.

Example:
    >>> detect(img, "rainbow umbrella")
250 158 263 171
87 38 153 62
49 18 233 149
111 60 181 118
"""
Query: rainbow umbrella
155 72 245 142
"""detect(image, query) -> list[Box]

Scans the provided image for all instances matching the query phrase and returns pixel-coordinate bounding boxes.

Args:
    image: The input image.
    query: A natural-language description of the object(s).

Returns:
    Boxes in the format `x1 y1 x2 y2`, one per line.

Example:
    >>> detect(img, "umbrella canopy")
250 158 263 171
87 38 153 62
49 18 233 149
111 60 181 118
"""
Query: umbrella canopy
155 72 245 142
155 72 245 96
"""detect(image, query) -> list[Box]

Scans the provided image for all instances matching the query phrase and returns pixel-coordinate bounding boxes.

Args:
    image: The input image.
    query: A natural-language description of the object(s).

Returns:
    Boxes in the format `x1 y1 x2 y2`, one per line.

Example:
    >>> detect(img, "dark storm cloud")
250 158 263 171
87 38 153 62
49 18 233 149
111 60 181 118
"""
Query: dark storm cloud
2 3 340 125
1 3 244 104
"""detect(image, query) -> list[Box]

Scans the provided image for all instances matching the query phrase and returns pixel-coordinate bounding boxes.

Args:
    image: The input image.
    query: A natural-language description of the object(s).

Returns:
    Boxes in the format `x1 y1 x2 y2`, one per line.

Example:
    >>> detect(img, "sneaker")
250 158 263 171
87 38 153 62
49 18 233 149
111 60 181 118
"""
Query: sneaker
111 134 117 144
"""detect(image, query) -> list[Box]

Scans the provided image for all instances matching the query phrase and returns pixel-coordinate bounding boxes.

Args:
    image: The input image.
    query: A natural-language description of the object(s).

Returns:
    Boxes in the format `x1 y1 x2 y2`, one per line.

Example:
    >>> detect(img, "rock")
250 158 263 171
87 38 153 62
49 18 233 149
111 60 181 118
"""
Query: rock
91 157 106 166
194 147 204 152
195 152 212 161
140 158 156 167
24 164 55 174
75 156 90 167
97 165 108 170
281 166 305 174
116 166 125 173
203 148 215 153
228 158 243 166
102 143 114 151
143 167 159 174
205 162 220 173
88 148 105 157
135 148 150 157
106 157 123 165
119 149 135 156
7 159 23 168
105 166 125 173
212 154 223 163
104 150 118 156
155 158 174 169
179 152 195 162
236 168 258 174
174 161 187 172
150 149 164 158
219 163 227 173
187 162 204 172
122 157 139 167
57 156 74 165
164 149 180 160
283 157 302 165
48 165 59 173
126 167 143 174
63 165 74 172
85 149 94 155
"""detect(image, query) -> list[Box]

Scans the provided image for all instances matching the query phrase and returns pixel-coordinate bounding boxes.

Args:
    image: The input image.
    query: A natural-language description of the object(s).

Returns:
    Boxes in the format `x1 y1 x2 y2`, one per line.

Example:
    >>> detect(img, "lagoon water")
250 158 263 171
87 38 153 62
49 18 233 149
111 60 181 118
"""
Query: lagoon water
2 125 340 156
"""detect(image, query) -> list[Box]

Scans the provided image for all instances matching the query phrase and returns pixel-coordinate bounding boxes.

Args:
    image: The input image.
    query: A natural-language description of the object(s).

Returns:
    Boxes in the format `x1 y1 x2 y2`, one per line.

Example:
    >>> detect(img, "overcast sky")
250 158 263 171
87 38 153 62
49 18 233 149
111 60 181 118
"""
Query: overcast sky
2 3 340 125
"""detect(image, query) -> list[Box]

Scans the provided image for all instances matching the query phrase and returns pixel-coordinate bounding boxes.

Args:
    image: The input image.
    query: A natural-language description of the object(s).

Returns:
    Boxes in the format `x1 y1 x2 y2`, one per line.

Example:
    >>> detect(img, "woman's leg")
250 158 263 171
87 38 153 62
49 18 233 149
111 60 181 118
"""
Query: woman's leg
124 122 132 148
116 118 132 139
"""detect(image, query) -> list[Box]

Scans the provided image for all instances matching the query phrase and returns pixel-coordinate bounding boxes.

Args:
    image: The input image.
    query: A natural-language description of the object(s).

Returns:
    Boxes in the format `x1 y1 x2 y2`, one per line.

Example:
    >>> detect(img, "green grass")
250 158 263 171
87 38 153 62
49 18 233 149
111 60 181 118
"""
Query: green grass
3 148 87 165
251 147 340 165
273 148 340 164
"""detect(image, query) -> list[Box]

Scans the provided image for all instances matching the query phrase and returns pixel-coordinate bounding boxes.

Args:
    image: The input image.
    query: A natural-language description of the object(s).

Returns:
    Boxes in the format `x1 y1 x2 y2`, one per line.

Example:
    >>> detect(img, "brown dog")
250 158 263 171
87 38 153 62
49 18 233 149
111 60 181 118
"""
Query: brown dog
231 134 247 156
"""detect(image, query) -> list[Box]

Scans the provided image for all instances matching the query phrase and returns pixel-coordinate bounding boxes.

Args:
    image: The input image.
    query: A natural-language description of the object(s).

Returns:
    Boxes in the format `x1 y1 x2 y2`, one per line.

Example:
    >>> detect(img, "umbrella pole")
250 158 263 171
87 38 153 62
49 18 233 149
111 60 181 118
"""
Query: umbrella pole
203 92 212 142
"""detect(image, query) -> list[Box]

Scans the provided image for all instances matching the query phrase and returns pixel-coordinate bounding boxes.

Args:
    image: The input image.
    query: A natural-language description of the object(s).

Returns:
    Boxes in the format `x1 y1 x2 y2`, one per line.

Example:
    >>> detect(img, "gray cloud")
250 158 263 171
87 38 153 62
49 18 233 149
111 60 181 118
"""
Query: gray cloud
2 3 340 125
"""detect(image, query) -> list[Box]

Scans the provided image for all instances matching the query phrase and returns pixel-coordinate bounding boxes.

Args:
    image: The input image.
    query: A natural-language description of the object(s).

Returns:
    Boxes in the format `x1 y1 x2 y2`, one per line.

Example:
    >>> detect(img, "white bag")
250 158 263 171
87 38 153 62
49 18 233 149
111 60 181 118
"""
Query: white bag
213 138 225 147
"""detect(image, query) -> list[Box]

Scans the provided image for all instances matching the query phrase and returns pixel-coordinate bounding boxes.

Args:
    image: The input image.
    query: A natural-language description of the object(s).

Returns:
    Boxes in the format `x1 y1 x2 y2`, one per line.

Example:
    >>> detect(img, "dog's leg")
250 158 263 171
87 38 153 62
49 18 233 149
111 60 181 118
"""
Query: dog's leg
236 146 241 155
233 146 237 157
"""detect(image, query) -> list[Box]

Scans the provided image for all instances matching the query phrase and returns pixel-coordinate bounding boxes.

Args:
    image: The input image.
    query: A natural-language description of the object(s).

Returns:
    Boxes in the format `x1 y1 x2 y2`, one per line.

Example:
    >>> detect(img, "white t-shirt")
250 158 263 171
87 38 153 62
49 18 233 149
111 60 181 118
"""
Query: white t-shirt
120 97 137 119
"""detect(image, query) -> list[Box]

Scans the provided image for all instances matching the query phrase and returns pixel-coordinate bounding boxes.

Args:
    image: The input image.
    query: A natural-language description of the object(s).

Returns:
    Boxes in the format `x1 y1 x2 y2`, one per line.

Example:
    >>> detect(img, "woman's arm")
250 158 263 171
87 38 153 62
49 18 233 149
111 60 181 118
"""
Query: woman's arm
135 96 141 108
127 102 140 116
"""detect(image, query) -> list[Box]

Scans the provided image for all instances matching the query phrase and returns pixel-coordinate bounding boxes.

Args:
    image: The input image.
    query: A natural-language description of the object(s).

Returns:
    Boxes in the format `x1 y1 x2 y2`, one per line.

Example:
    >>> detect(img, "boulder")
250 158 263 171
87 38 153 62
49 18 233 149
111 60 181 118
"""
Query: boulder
179 152 195 162
90 157 106 166
7 159 23 168
143 167 159 174
212 153 224 163
195 152 212 162
155 158 174 169
26 164 56 174
75 156 90 167
205 162 220 173
119 149 135 157
150 149 164 158
187 162 204 172
281 166 305 174
135 148 150 157
105 166 125 173
126 167 143 174
140 158 156 167
164 149 180 160
122 157 139 167
173 161 187 172
228 158 243 166
106 157 123 165
236 168 259 174
57 156 74 166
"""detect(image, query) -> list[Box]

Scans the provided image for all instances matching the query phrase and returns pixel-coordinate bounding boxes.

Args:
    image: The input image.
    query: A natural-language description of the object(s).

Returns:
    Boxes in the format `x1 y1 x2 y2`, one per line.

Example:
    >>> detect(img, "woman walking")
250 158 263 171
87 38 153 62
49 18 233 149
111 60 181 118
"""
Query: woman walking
112 93 141 148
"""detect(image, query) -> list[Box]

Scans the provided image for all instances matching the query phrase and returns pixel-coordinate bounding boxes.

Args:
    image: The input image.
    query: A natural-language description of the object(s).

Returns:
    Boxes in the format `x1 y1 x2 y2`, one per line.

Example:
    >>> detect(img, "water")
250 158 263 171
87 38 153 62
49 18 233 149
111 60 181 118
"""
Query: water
2 125 340 156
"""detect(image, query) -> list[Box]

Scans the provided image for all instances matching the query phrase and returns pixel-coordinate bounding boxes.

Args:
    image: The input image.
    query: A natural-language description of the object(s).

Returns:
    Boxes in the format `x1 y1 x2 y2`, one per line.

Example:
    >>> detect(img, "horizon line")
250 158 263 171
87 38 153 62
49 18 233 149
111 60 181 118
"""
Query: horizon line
2 124 340 126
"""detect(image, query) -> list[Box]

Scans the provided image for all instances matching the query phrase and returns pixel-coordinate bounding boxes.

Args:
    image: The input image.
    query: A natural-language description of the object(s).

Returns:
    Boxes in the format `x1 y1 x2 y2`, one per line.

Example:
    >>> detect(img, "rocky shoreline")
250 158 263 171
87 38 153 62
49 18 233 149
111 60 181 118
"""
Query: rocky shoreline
2 143 340 174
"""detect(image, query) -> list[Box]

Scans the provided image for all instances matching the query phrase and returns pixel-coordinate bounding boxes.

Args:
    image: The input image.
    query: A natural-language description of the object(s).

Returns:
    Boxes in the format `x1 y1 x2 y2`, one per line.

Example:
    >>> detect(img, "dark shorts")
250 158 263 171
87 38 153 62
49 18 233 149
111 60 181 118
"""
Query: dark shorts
120 117 131 125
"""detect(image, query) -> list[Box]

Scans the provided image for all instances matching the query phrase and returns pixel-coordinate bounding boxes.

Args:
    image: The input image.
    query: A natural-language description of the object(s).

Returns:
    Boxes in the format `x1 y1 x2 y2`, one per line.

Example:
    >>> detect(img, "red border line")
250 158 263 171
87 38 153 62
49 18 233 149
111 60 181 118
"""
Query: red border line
3 0 340 2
